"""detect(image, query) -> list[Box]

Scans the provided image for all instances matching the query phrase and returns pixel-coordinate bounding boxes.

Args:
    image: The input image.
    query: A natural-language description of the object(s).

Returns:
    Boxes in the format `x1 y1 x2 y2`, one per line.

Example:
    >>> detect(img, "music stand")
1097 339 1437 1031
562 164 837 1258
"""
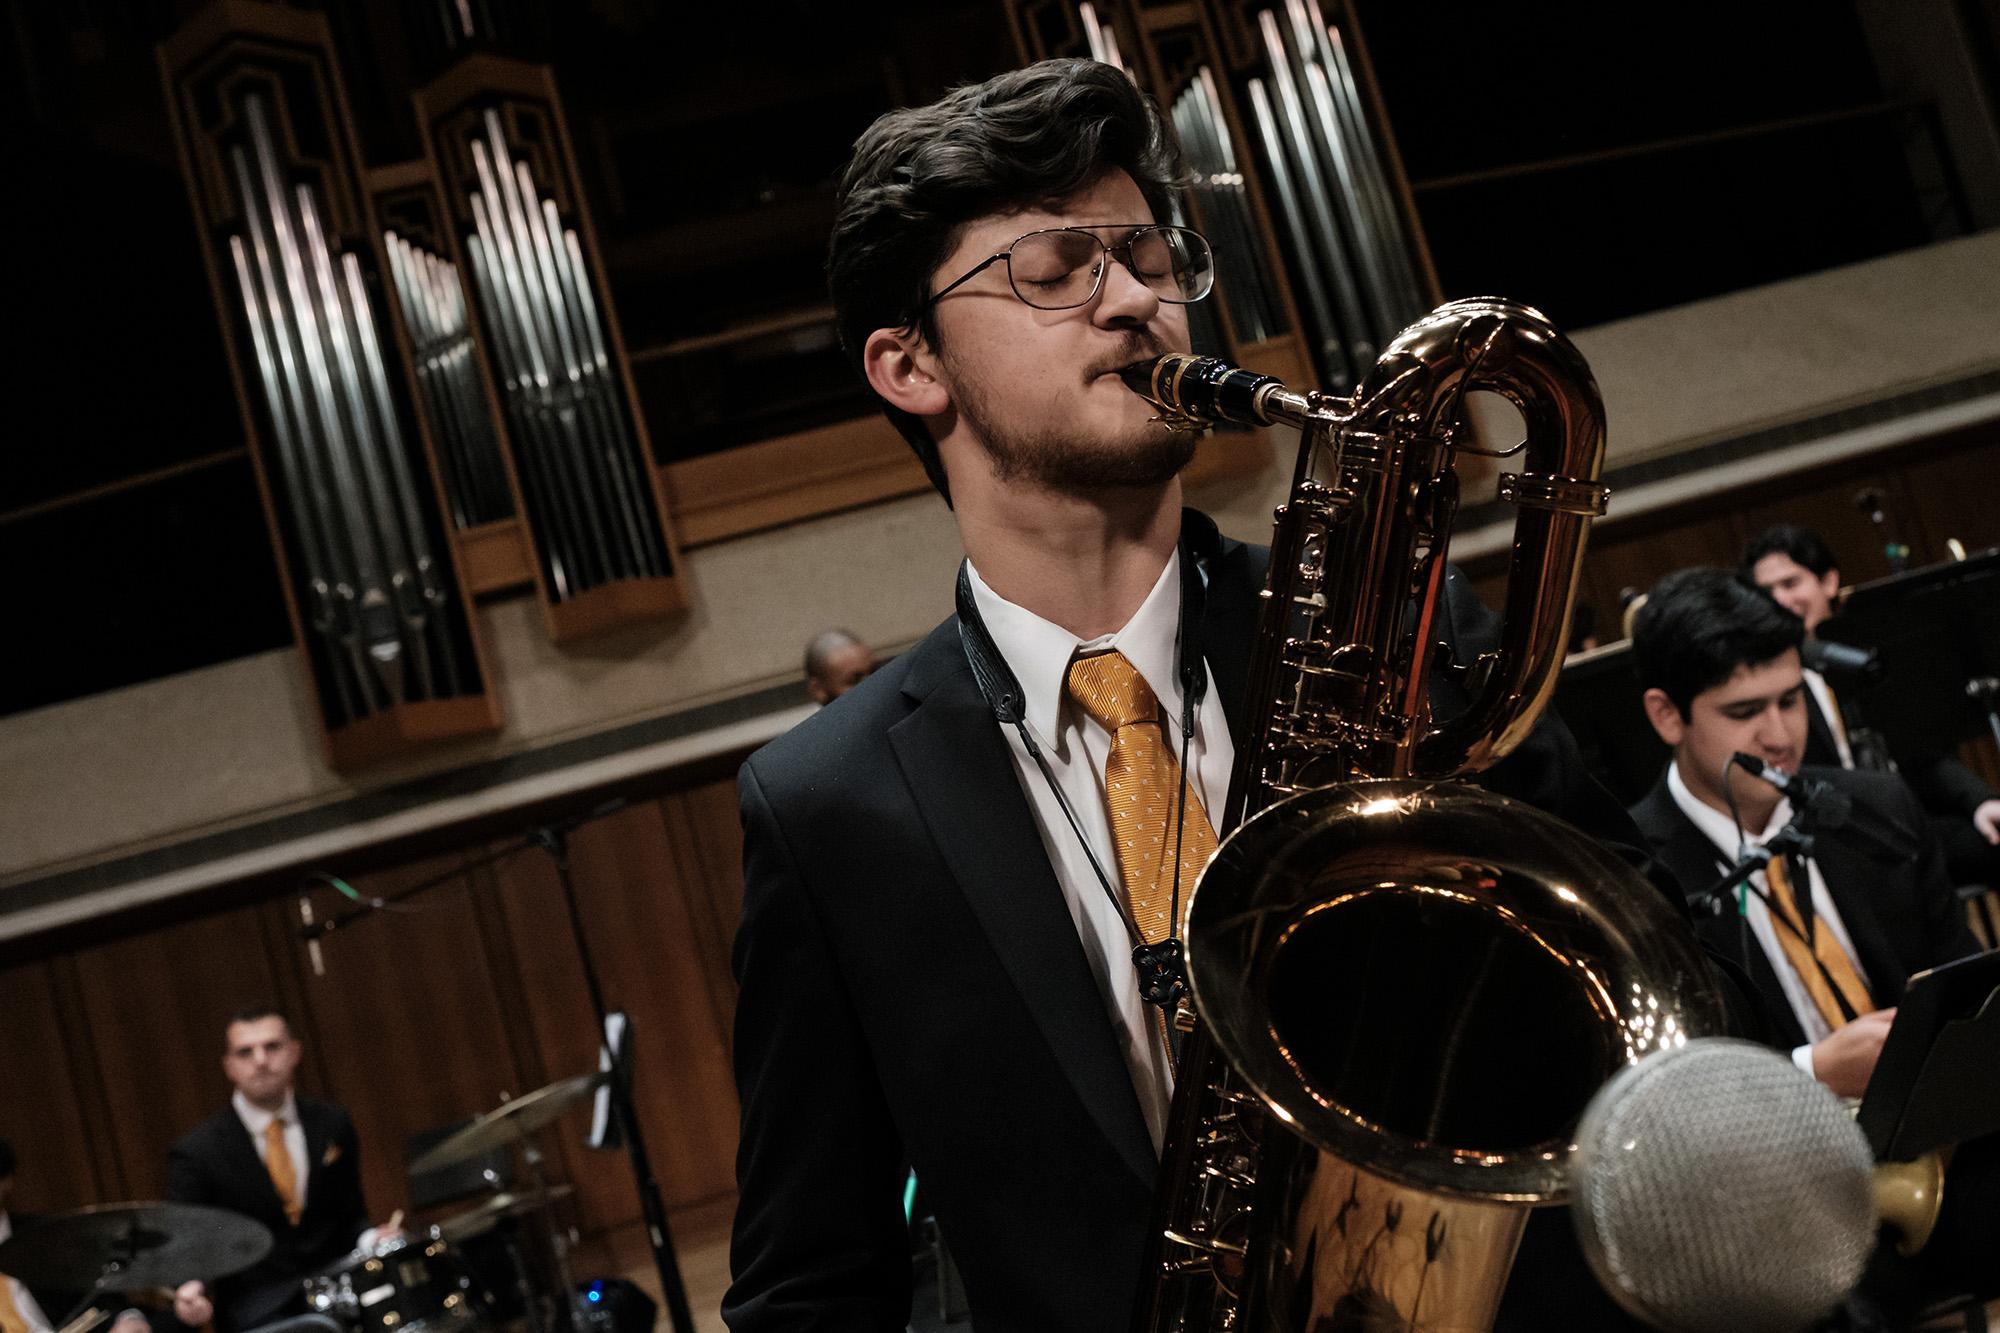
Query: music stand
1819 549 2000 760
1855 949 2000 1162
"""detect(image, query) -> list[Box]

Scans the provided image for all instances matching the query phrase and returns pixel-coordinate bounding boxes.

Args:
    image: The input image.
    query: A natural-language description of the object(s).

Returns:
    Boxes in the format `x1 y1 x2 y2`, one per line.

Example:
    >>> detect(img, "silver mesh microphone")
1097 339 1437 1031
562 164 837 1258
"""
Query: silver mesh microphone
1570 1038 1876 1332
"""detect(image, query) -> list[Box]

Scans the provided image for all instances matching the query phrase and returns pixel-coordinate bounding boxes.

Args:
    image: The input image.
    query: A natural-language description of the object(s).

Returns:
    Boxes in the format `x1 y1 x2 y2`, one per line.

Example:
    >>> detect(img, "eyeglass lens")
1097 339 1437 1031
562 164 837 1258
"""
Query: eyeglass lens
1007 228 1213 310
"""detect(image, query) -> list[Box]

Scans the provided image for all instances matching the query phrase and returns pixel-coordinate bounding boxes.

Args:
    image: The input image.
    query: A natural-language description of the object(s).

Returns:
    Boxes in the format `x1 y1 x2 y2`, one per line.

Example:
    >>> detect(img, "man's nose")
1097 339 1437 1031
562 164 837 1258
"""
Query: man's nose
1752 703 1791 753
1093 252 1163 323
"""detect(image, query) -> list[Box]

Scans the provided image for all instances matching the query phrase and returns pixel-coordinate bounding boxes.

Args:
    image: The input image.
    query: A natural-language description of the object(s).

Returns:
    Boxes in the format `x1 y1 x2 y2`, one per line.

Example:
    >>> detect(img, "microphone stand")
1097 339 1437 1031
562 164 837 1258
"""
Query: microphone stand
1688 823 1815 920
302 800 697 1333
532 821 697 1333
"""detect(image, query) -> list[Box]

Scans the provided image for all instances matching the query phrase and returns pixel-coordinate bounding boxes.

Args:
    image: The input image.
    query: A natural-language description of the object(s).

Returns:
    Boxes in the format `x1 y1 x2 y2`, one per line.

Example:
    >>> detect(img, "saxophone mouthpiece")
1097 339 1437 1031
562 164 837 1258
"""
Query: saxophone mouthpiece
1118 358 1164 399
1122 354 1290 429
1118 358 1183 425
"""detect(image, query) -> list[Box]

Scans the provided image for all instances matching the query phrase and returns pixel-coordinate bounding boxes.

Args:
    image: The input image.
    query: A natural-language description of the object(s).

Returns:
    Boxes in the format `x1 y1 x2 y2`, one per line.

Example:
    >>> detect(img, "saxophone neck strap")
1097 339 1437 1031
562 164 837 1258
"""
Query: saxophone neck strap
954 528 1209 1012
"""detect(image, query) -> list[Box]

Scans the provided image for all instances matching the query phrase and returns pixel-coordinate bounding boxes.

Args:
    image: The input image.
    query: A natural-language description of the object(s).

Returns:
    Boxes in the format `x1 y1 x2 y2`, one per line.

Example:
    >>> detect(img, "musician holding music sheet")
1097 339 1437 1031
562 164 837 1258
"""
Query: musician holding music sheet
1628 568 1979 1094
1627 568 2000 1314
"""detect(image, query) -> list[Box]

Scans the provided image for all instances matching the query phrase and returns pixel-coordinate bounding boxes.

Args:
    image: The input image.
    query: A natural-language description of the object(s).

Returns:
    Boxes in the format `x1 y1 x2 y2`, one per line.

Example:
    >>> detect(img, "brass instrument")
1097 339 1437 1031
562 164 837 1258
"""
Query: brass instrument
1123 298 1730 1330
1874 1145 1951 1257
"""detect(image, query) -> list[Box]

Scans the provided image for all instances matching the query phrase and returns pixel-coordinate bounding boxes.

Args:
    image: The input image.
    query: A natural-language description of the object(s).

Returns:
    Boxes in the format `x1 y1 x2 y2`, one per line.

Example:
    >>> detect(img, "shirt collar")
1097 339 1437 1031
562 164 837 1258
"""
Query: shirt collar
1666 760 1793 860
233 1089 300 1138
965 550 1186 748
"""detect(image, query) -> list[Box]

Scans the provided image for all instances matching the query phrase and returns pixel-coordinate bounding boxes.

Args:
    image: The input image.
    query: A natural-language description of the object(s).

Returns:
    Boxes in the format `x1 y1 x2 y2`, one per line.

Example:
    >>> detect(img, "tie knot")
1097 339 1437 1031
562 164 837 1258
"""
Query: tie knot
1067 651 1158 732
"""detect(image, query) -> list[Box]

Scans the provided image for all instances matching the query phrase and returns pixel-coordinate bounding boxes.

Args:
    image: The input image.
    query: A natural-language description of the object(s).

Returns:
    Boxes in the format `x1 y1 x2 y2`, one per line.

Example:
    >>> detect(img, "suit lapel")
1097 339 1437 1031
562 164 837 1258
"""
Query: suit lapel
1186 515 1264 835
1632 782 1810 1049
1803 690 1841 769
888 626 1157 1188
1195 530 1258 767
218 1109 288 1227
299 1100 330 1214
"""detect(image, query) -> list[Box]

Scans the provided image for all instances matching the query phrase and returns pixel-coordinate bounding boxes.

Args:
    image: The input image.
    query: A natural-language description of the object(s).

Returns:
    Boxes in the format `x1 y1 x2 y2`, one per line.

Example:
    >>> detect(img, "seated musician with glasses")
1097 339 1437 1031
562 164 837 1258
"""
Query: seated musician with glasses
726 56 1687 1332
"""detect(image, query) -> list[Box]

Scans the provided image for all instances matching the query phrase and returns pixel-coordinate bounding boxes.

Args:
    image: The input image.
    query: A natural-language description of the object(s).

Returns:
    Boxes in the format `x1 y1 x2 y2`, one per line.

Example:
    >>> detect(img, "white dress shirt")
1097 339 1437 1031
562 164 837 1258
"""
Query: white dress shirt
1666 762 1873 1076
0 1212 55 1333
1802 668 1855 769
967 551 1236 1154
233 1090 309 1212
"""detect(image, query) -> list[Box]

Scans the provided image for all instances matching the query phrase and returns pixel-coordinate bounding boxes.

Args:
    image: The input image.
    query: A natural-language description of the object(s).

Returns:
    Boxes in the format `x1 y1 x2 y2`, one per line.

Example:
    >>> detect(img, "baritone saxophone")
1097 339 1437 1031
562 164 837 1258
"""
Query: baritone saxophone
1121 297 1729 1331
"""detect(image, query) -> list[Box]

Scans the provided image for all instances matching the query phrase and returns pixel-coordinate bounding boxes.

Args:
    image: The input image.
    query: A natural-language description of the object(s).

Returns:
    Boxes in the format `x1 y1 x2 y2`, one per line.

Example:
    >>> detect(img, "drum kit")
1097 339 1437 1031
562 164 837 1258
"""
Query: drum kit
0 1074 615 1333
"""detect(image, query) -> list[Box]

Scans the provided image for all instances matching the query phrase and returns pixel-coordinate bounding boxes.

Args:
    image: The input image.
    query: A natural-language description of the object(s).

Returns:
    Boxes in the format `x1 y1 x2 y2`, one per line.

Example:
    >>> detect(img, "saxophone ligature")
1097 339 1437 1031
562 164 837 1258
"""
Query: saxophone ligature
1122 298 1729 1331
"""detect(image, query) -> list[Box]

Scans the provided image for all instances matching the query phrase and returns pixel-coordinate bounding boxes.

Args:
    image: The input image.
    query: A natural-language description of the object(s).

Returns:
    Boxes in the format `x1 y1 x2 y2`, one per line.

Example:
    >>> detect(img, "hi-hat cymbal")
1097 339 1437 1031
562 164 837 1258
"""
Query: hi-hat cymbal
410 1072 604 1175
434 1183 576 1243
0 1202 272 1292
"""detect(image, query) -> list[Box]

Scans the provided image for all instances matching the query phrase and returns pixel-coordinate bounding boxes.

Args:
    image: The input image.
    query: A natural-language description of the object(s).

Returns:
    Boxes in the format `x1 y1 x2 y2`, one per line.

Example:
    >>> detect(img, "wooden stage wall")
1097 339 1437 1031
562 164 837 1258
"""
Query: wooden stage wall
1470 423 2000 660
0 778 748 1273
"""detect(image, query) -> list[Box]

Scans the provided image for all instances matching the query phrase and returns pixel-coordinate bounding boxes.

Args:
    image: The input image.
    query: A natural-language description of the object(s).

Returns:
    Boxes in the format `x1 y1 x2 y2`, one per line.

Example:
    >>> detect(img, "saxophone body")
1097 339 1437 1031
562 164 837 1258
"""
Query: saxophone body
1123 298 1729 1330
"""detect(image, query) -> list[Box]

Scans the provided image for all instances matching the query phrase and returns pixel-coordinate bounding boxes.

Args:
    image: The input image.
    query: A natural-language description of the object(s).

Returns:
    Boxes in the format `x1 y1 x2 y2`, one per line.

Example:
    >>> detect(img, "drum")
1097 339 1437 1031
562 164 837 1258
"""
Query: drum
303 1230 487 1333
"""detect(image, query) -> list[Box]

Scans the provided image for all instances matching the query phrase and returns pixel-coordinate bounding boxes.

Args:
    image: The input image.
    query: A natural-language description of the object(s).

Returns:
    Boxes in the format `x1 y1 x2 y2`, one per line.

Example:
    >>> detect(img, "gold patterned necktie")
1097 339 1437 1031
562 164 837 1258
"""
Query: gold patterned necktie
264 1116 303 1226
1065 650 1220 948
1765 854 1874 1029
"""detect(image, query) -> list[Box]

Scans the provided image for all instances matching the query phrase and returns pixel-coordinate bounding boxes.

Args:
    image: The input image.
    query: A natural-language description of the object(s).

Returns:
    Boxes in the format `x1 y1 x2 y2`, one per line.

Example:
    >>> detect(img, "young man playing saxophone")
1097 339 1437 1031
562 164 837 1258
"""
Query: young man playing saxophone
726 57 1680 1331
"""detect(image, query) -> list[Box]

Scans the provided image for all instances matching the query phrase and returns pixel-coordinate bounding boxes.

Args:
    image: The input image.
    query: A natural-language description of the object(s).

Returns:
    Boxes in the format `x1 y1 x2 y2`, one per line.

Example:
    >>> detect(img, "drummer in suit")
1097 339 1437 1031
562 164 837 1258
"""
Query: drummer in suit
166 1009 398 1333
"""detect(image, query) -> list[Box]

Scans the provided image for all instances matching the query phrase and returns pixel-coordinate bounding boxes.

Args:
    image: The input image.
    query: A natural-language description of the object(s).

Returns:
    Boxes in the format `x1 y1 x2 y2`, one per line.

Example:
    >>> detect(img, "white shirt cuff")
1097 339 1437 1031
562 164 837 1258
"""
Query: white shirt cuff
1792 1043 1817 1078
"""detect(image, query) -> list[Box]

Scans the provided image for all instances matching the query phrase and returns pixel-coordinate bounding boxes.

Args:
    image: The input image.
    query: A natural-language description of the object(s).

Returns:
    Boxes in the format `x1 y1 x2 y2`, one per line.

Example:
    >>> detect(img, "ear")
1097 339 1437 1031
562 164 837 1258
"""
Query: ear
1820 567 1841 599
861 327 949 419
806 676 831 706
1641 687 1686 748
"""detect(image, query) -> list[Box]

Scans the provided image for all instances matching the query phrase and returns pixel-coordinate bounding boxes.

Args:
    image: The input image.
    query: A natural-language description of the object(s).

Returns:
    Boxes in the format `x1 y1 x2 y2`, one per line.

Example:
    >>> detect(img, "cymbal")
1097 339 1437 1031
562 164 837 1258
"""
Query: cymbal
434 1183 576 1243
410 1072 604 1175
0 1202 272 1292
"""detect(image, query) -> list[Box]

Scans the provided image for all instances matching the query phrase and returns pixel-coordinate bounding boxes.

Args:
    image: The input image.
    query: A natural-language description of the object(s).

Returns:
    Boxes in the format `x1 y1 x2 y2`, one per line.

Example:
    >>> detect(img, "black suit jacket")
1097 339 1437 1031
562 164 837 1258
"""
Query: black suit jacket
726 511 1678 1332
1804 682 1993 820
166 1098 368 1332
1629 766 1980 1051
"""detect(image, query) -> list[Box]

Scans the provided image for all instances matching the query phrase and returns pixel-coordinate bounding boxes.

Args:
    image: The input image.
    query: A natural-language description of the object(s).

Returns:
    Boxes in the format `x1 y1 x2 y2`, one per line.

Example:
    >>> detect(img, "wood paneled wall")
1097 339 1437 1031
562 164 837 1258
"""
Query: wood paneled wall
1469 424 2000 651
0 777 747 1275
1467 421 2000 787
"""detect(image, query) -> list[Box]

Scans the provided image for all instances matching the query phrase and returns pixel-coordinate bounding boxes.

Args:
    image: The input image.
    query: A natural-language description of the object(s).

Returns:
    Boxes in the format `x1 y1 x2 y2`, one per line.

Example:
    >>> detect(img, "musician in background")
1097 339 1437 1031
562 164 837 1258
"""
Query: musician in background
0 1138 162 1333
728 56 1681 1332
802 629 877 706
1744 523 2000 889
1628 568 1978 1094
166 1008 394 1333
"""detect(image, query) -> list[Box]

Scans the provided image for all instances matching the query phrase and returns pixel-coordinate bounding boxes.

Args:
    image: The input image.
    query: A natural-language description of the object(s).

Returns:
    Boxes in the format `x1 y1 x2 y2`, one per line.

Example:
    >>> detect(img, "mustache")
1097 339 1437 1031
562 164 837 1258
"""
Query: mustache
1085 335 1172 383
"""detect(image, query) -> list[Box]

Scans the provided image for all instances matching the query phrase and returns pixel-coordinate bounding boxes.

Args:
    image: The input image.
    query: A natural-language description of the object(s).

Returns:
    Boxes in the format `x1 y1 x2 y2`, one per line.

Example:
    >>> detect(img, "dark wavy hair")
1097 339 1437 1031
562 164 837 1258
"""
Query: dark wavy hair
828 58 1186 505
1631 567 1805 718
227 1004 293 1036
1742 523 1837 579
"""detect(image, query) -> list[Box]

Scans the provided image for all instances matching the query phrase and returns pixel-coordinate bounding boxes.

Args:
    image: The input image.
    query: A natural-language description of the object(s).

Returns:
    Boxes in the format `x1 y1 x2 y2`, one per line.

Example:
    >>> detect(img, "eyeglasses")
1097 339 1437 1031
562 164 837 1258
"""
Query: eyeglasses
924 224 1215 312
